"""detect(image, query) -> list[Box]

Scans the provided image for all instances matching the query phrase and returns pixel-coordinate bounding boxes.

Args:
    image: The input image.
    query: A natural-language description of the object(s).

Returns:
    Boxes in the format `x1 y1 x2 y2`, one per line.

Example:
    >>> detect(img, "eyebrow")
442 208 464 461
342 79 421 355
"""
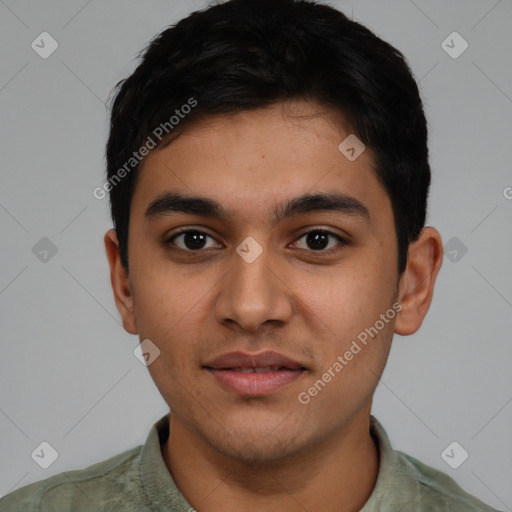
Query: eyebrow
144 191 370 224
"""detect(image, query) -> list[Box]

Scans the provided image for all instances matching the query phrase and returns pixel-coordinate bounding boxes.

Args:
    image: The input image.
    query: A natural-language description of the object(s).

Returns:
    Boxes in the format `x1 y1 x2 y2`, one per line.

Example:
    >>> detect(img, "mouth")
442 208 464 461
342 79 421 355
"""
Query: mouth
224 366 298 373
203 351 307 396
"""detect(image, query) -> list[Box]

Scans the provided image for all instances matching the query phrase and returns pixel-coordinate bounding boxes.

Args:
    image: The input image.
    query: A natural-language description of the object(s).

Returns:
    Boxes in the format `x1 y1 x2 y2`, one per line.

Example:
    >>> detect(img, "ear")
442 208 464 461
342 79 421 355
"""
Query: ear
394 227 443 336
104 229 138 335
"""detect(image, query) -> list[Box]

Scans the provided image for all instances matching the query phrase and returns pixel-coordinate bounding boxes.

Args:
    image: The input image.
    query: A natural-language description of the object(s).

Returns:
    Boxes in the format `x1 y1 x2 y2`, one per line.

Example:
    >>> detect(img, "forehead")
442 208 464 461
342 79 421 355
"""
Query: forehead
131 102 391 227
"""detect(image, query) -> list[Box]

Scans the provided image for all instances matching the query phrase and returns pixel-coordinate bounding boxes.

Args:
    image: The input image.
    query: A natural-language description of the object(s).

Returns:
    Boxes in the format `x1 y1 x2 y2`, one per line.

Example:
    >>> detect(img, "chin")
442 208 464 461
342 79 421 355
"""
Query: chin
202 418 313 465
213 436 302 465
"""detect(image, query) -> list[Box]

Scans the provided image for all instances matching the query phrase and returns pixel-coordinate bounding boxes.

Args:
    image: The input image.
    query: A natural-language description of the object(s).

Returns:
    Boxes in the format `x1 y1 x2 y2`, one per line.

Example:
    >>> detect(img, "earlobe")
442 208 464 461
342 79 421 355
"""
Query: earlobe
104 229 138 335
394 227 443 336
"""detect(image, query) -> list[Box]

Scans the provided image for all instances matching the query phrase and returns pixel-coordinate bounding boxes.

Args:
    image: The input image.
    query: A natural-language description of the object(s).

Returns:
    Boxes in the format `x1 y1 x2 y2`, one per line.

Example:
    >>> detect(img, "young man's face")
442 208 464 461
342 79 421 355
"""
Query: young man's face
107 100 410 462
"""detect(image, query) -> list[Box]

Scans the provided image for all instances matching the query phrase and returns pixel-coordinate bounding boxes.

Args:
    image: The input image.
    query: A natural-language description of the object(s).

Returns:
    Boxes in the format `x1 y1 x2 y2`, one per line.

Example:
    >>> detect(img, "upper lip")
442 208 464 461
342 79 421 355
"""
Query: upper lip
203 350 305 370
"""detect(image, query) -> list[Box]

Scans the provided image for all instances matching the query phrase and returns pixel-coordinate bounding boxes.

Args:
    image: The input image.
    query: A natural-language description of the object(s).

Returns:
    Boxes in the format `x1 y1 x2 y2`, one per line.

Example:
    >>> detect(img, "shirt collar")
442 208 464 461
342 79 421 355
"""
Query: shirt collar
139 412 191 509
360 415 403 510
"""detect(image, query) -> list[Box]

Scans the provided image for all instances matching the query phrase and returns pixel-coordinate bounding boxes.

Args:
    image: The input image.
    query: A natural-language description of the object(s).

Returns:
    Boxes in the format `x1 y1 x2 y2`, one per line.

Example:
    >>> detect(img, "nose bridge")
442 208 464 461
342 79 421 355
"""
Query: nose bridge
215 237 293 330
234 243 273 296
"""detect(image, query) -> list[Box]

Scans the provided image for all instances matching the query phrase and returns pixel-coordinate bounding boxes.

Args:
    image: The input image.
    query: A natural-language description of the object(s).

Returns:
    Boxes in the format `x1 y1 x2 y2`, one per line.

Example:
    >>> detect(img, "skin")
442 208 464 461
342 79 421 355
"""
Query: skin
104 100 443 512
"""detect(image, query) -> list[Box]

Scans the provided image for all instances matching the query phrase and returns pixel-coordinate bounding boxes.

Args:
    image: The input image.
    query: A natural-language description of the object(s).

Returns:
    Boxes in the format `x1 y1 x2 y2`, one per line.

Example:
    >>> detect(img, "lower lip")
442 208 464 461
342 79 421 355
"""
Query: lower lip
206 368 304 396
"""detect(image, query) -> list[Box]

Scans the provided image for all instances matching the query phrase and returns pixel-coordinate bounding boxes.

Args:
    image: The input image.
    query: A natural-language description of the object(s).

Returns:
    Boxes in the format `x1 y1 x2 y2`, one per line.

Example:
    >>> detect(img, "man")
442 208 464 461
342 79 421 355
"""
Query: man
0 0 500 510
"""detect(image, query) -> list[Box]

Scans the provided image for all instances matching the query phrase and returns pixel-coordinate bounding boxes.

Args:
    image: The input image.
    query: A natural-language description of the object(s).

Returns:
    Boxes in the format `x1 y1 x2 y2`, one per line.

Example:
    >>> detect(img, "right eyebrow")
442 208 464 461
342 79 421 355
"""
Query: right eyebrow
145 192 224 220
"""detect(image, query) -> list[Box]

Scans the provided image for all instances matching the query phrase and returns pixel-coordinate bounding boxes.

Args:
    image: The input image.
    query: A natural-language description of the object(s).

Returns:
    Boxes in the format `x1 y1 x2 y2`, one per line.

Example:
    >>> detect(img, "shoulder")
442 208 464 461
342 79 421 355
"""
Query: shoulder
368 416 501 512
0 445 146 512
396 450 502 511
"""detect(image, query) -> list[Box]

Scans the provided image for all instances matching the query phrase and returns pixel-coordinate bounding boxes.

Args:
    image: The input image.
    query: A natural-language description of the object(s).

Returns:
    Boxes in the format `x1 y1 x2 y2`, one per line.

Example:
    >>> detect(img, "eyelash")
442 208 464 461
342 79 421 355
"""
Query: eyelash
163 228 349 256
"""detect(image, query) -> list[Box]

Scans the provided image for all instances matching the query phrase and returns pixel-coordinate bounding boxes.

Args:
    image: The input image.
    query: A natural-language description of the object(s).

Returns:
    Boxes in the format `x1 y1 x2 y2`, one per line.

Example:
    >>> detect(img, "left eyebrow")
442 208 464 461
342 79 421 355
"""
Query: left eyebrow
144 191 370 224
273 191 370 224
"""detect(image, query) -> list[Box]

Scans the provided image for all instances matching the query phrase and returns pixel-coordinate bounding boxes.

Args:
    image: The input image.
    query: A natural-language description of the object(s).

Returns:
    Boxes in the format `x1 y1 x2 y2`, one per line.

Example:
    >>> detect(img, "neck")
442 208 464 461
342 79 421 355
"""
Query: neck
162 411 380 512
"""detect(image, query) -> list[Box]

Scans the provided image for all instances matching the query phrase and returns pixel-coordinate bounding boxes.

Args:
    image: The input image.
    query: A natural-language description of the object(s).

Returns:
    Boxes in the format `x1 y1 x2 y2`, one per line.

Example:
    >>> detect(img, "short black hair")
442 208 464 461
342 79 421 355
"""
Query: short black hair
106 0 430 275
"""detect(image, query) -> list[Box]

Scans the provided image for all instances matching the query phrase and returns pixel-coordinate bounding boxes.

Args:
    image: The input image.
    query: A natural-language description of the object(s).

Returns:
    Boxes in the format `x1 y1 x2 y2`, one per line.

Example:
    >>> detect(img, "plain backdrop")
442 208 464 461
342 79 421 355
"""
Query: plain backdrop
1 0 511 509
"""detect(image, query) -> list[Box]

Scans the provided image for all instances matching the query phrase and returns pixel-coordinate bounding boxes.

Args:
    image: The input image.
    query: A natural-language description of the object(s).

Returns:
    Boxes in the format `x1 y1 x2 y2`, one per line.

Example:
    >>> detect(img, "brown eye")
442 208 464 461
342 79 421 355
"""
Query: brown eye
294 230 347 253
166 230 221 251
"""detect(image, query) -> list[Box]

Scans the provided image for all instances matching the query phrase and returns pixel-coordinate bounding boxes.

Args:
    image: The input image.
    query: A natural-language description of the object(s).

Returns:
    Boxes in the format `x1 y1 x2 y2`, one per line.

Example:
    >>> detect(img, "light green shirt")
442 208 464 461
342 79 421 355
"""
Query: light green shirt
0 414 500 511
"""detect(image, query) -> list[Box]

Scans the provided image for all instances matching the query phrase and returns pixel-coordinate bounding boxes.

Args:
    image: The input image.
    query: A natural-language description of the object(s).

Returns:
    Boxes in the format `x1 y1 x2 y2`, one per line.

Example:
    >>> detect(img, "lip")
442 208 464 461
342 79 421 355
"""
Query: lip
203 350 306 396
204 350 304 370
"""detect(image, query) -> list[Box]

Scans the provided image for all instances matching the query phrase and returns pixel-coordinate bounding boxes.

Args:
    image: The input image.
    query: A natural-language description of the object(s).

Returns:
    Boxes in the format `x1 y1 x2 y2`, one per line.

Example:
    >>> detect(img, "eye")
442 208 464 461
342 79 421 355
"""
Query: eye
164 228 348 255
293 229 347 254
165 229 221 251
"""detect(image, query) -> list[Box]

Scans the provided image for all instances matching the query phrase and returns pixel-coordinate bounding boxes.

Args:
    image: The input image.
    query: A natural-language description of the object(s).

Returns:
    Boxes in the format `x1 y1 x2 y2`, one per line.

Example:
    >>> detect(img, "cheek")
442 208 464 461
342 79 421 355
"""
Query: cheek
293 254 396 370
129 265 218 390
303 259 388 321
135 275 204 402
130 259 206 338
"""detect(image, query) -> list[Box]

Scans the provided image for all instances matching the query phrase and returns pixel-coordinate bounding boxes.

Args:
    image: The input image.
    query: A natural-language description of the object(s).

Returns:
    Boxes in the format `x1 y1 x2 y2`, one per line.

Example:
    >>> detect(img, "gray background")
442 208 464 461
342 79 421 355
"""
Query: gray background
1 0 511 509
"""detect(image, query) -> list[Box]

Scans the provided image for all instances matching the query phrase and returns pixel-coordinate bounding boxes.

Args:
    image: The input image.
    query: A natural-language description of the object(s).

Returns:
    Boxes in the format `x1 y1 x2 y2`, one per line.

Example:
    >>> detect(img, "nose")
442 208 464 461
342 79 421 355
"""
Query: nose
214 240 294 333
